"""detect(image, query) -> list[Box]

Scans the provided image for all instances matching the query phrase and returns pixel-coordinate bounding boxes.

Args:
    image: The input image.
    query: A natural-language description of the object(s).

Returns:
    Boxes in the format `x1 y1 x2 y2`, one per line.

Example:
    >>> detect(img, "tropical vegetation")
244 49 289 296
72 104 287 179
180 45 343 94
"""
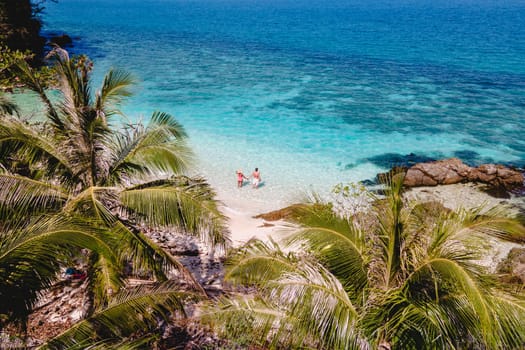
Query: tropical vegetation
204 175 525 349
0 0 48 56
0 48 228 347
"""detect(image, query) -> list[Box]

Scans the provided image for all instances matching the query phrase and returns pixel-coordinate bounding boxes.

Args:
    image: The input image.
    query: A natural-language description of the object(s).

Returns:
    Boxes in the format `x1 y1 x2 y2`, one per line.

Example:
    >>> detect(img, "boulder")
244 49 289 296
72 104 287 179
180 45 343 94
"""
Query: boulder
401 158 524 191
254 204 307 221
49 34 73 47
404 168 438 187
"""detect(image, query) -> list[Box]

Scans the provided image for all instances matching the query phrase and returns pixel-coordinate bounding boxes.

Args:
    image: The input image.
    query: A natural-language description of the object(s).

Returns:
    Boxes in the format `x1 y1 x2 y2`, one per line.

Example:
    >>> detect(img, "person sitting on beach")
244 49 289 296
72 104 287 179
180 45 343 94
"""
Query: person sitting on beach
236 169 248 188
251 167 261 189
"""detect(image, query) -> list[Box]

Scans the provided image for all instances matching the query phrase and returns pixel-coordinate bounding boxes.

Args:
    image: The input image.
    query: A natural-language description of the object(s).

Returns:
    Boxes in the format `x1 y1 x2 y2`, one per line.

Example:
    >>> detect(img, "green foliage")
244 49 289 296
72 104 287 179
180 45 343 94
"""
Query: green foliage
0 0 45 55
0 48 228 343
40 281 194 349
0 89 18 114
0 215 118 325
0 46 56 90
205 176 525 349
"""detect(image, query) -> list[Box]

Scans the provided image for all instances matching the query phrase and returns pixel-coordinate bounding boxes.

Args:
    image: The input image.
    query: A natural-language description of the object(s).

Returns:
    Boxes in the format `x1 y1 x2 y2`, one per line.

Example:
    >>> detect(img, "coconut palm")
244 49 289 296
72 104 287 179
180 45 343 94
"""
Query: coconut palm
0 214 194 347
0 47 228 324
39 281 193 349
204 175 525 349
0 215 118 327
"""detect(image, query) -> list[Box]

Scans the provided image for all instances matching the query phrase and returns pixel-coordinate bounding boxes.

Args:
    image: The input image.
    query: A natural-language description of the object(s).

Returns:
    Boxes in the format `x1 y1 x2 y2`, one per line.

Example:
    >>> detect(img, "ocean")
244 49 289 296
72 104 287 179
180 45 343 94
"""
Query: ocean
41 0 525 211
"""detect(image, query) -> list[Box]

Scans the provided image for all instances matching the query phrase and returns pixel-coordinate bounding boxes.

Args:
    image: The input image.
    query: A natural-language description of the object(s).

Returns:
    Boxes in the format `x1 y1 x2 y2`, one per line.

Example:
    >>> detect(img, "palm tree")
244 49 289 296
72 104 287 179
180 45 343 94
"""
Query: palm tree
0 48 228 335
0 215 116 328
0 215 195 348
204 175 525 349
40 280 193 349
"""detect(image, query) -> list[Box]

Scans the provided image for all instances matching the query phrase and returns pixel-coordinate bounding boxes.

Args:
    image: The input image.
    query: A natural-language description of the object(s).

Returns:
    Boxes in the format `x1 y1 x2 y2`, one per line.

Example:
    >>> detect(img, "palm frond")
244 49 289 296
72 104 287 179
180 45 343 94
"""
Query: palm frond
266 260 361 350
110 221 206 294
454 206 525 244
201 296 293 349
488 292 525 348
148 111 187 139
120 176 229 250
0 173 67 221
374 173 406 288
208 258 364 350
0 116 74 178
41 281 194 350
88 252 125 310
283 204 368 300
225 238 300 286
221 239 363 349
104 130 148 186
78 334 160 350
63 186 118 225
11 58 62 127
105 117 192 183
370 291 463 349
95 69 135 118
0 215 118 323
51 48 92 115
0 92 19 116
403 257 496 346
132 139 193 175
129 126 192 176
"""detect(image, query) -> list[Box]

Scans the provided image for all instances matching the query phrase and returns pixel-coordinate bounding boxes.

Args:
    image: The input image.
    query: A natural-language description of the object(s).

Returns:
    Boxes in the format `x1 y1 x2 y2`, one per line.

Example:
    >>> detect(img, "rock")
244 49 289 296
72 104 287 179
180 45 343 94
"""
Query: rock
404 168 437 187
401 158 524 192
49 34 73 47
254 204 306 221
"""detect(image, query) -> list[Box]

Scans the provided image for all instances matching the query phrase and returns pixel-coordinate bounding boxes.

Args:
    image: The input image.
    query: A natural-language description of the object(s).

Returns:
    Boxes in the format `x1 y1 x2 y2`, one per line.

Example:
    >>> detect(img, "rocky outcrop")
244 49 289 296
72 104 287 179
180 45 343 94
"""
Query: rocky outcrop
401 158 524 190
49 34 73 47
254 204 307 221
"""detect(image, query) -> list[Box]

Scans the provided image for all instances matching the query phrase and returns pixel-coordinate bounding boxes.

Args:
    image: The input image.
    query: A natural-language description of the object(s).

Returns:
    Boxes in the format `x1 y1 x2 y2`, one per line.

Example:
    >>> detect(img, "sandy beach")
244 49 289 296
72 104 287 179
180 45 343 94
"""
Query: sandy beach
214 191 289 247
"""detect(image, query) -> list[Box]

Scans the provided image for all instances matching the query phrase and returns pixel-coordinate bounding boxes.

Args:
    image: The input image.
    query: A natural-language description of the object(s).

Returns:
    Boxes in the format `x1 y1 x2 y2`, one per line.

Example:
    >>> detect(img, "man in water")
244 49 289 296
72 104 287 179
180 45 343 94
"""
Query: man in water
252 167 261 188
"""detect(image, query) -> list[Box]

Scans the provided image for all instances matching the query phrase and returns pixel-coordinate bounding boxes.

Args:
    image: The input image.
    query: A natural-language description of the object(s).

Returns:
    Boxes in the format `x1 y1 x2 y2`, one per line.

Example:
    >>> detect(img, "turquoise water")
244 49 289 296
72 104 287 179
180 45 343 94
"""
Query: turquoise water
41 0 525 210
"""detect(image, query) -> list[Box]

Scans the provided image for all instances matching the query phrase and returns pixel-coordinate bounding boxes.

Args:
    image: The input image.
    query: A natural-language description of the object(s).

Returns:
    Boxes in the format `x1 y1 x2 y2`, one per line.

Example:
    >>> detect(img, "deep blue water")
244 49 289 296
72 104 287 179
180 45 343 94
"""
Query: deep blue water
40 0 525 208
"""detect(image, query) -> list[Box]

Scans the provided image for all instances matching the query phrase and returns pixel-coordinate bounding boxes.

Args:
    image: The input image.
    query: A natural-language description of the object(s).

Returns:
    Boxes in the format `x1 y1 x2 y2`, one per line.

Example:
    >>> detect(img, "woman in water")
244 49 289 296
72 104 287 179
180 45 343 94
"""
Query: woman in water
236 169 248 188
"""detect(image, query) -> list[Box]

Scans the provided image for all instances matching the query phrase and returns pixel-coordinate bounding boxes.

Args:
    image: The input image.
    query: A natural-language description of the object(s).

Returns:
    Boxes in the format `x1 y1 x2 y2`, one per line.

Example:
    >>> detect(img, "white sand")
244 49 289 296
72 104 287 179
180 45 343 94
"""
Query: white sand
215 190 289 247
220 204 284 246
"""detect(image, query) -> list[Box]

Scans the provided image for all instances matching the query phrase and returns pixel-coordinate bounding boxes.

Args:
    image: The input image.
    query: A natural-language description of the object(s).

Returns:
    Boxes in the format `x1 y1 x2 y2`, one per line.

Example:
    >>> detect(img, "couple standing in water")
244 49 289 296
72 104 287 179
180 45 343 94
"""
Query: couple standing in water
236 168 261 189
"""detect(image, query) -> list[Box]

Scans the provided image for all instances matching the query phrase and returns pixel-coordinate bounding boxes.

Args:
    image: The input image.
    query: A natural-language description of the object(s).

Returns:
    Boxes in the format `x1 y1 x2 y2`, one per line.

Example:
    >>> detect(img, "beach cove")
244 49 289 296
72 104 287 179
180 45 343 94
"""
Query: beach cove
41 0 525 216
36 0 525 248
2 1 525 347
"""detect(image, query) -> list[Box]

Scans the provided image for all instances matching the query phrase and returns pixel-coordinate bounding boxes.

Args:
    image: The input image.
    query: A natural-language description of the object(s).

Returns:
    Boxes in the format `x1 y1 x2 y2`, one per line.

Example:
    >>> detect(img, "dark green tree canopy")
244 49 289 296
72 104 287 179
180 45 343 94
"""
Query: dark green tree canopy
0 0 48 56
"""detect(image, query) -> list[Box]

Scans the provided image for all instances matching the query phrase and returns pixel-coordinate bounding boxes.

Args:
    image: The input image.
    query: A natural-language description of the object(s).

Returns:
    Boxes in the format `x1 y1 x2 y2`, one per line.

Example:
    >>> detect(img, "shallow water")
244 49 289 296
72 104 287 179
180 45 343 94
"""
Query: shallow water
41 0 525 211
